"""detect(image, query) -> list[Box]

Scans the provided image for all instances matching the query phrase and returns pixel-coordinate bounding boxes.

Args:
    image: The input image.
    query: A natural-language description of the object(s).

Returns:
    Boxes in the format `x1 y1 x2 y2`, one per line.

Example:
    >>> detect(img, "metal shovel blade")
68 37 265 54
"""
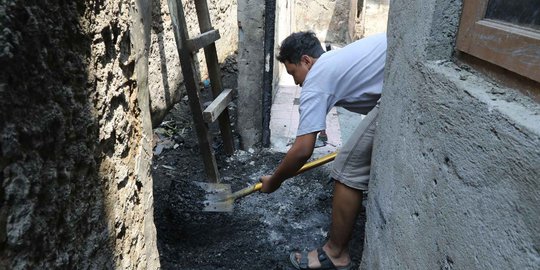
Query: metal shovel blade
195 182 234 212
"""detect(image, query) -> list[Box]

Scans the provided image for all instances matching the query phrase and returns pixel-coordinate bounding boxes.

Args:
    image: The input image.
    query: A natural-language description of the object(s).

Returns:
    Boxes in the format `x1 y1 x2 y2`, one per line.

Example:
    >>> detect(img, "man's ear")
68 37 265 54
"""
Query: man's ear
301 55 313 66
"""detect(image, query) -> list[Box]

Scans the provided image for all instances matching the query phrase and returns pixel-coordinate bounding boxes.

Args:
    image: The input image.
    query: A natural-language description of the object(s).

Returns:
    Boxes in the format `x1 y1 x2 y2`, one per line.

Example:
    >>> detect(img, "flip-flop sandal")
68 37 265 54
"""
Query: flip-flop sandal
314 139 327 148
289 247 353 270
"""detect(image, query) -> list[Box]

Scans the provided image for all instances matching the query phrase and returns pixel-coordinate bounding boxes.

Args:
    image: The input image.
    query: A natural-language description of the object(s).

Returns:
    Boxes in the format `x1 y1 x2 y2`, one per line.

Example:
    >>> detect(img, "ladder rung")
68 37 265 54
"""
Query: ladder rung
186 29 220 52
203 88 233 123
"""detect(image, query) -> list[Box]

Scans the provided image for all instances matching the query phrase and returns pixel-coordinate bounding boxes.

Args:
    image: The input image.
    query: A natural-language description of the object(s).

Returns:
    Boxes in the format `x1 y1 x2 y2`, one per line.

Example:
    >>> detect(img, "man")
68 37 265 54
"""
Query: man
260 31 386 270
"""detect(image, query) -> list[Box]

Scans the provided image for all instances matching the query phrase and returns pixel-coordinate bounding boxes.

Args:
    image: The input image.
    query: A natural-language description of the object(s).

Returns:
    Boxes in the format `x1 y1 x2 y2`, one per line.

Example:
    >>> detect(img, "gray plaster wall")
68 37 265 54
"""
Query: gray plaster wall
1 0 159 268
362 0 540 269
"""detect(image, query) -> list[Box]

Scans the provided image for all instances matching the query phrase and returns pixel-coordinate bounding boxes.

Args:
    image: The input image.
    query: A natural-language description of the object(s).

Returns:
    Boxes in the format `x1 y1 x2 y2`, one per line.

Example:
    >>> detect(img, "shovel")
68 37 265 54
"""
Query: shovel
201 151 337 212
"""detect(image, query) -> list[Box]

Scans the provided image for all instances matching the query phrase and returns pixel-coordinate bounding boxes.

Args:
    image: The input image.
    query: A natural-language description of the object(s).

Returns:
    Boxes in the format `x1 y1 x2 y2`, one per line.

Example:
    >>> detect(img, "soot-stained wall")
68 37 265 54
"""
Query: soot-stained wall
1 0 159 268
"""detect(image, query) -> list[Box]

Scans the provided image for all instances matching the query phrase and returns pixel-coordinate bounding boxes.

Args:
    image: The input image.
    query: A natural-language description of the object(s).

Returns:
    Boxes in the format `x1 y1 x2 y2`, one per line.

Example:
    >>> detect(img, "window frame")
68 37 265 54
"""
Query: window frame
456 0 540 82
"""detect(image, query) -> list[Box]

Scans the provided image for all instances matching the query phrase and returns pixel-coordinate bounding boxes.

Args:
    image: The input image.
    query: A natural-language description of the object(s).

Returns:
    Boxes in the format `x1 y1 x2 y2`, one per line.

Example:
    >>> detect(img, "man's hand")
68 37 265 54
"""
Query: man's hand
260 132 317 194
260 175 282 193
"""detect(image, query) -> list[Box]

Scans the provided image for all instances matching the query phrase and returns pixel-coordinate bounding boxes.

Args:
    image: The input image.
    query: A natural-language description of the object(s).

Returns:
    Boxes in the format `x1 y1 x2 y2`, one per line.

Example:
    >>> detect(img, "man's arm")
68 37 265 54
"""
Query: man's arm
260 132 317 193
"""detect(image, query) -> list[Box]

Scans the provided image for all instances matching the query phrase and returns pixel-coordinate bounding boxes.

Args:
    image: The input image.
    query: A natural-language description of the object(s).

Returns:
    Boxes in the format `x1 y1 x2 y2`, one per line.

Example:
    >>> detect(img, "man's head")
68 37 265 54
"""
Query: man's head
277 31 325 86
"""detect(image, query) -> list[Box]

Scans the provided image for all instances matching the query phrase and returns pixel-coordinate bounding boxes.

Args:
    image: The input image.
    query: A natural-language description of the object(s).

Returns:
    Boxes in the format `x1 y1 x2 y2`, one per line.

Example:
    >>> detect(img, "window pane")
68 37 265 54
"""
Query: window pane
485 0 540 30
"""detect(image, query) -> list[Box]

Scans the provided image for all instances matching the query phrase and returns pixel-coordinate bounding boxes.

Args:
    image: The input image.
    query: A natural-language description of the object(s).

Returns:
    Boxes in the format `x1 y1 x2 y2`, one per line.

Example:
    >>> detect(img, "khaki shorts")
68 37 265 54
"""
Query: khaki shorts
330 104 379 190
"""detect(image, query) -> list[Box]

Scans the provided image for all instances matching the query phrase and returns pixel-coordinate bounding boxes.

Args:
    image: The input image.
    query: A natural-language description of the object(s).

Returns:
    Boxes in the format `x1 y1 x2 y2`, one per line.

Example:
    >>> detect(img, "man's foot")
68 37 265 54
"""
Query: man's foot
289 246 352 270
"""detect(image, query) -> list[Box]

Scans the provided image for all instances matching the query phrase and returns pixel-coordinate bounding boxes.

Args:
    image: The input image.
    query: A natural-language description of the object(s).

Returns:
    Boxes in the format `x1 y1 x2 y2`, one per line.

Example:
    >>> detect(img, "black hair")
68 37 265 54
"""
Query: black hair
276 31 325 64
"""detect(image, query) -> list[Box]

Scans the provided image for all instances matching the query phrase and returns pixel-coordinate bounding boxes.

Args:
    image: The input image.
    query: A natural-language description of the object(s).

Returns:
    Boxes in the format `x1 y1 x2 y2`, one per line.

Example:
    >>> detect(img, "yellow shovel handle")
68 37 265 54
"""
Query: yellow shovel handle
296 151 337 175
232 151 338 200
229 182 263 200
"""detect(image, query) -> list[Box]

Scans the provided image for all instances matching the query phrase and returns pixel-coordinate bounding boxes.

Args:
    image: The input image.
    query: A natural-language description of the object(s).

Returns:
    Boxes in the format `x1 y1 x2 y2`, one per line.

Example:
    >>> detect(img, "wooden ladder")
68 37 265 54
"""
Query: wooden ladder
167 0 235 182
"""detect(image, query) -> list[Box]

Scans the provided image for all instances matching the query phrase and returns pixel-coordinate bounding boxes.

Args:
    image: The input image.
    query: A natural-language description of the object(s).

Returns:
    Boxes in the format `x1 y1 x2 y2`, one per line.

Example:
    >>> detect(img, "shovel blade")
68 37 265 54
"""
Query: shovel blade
195 182 234 212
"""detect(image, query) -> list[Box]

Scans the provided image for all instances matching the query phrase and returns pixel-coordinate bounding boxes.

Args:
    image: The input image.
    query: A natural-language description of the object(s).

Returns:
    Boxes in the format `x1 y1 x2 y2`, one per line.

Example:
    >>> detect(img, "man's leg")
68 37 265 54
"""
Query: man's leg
325 181 363 263
296 181 363 268
293 105 379 268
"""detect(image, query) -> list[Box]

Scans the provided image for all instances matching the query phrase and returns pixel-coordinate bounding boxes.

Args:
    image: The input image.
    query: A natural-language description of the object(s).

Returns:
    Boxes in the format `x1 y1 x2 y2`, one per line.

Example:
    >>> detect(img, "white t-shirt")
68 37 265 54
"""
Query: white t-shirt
296 33 387 136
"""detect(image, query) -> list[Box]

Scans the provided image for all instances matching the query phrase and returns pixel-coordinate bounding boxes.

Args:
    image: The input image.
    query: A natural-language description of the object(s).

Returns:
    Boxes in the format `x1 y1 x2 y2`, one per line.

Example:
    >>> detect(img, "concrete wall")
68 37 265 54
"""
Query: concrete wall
355 0 389 38
362 0 540 269
294 0 358 44
274 0 295 97
237 0 265 149
1 0 159 268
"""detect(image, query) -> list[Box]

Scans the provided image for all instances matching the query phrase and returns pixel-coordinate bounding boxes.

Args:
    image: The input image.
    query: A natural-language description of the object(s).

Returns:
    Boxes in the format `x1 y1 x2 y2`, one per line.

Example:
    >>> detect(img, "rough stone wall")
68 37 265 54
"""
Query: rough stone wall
362 0 540 269
1 0 159 268
148 0 238 127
